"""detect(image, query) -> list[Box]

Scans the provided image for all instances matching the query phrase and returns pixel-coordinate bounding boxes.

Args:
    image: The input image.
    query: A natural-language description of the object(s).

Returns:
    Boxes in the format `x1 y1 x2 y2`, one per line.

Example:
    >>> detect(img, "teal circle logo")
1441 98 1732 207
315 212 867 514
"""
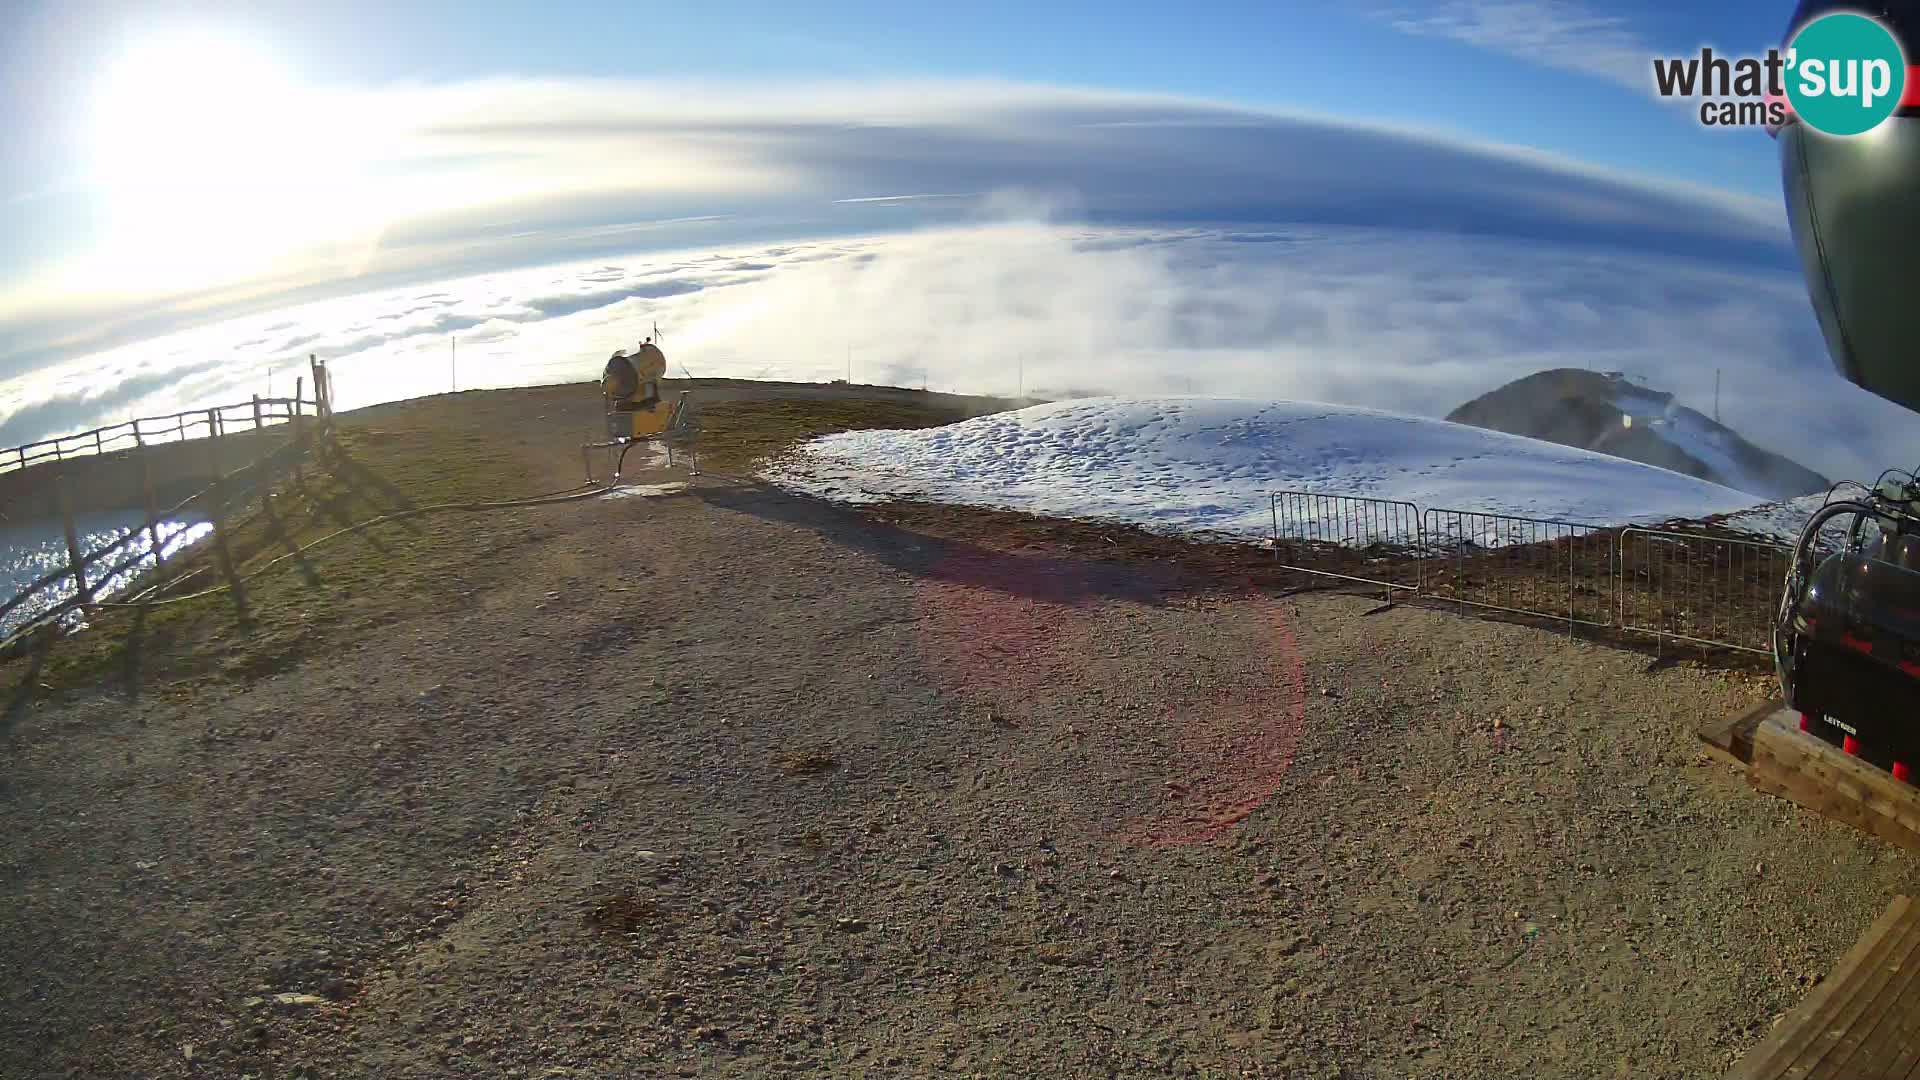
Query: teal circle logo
1787 13 1907 136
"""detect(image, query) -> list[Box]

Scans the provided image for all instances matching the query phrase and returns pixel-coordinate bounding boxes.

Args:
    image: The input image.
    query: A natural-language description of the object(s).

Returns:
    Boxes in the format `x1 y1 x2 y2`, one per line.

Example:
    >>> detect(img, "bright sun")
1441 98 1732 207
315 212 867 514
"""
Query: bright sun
83 30 389 293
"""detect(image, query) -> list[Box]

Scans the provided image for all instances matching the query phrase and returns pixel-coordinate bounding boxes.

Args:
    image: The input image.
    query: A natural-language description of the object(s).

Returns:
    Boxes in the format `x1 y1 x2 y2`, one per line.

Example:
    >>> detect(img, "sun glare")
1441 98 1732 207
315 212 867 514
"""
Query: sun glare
82 30 391 293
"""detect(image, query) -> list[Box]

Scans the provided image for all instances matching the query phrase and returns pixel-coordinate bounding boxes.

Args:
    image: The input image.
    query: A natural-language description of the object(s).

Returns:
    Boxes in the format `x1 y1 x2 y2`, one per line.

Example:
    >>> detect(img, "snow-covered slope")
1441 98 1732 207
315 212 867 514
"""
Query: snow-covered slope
1446 369 1828 501
766 397 1769 542
1702 491 1869 548
1701 494 1822 544
1613 386 1821 500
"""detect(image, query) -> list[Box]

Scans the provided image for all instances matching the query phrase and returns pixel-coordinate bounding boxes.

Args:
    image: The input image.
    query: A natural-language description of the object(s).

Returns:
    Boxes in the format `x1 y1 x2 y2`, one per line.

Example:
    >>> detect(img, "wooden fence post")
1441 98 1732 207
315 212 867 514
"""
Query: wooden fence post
292 377 308 484
252 394 263 431
202 426 248 619
94 429 103 455
207 408 222 482
57 480 92 618
309 354 332 431
140 447 165 569
208 471 248 622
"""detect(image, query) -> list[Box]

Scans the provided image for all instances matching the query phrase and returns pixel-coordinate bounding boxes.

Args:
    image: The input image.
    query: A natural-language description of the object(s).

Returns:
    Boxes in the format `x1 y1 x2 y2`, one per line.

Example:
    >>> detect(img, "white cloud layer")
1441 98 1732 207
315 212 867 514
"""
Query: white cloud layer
3 78 1887 510
1 79 1787 380
2 219 1908 493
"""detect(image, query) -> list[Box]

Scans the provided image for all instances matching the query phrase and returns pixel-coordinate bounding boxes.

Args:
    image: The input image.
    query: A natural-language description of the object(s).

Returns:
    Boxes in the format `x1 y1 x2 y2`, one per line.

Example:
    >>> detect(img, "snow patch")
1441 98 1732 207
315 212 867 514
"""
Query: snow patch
1613 386 1780 498
764 397 1771 543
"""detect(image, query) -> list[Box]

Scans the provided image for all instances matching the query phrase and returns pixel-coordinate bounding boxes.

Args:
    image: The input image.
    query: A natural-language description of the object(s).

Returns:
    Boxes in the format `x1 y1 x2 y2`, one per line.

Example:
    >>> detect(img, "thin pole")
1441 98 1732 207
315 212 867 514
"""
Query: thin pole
58 481 92 618
292 376 308 489
140 447 164 569
208 471 247 623
207 409 222 481
451 337 457 392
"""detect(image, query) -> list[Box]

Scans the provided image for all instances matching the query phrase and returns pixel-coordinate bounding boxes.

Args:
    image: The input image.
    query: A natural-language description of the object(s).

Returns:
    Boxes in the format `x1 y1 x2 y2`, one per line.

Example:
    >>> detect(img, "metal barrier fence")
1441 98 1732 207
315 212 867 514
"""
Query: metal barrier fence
1269 490 1797 656
1617 528 1793 654
1420 509 1618 632
1270 491 1424 592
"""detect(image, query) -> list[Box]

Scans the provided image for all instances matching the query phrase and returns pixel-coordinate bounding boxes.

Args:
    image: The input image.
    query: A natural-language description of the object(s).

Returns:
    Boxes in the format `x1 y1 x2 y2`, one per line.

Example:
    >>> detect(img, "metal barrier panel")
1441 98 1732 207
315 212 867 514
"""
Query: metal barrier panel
1617 528 1791 654
1269 491 1424 591
1418 508 1615 630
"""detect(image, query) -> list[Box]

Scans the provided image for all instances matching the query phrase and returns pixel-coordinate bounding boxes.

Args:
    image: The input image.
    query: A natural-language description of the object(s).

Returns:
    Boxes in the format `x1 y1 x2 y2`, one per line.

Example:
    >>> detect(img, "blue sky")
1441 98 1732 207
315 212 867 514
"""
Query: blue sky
0 1 1831 398
11 1 1920 491
2 1 1800 205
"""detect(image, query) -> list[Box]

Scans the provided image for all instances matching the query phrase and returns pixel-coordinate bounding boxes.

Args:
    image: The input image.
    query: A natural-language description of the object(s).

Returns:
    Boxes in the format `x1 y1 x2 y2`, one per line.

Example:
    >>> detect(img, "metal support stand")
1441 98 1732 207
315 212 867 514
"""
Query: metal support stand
581 392 700 486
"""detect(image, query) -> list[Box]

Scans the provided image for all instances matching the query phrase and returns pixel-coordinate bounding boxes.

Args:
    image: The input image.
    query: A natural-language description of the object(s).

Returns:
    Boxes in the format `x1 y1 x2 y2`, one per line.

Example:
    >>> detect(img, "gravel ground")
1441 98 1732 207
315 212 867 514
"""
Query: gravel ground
3 397 1918 1079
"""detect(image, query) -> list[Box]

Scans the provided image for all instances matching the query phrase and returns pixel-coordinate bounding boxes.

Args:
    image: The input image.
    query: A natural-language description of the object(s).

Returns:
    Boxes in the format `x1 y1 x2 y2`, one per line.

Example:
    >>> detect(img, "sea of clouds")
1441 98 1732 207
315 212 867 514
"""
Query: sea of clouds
2 83 1910 486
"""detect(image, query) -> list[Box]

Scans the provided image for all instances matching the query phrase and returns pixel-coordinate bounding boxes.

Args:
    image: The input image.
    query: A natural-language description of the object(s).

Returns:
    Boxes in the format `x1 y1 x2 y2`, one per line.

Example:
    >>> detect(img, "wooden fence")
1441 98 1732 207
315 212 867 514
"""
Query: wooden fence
0 357 336 650
2 355 336 475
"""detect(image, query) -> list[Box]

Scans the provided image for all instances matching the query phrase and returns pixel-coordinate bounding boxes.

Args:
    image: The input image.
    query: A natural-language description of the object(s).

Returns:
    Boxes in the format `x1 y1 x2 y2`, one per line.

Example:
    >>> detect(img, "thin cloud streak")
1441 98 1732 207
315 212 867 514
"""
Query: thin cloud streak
1375 0 1658 95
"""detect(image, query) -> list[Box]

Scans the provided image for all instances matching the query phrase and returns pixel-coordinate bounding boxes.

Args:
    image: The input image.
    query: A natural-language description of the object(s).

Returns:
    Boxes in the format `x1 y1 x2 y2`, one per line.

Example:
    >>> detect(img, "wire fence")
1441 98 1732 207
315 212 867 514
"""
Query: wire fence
1270 490 1797 655
1270 491 1424 592
1420 509 1618 632
1617 528 1793 654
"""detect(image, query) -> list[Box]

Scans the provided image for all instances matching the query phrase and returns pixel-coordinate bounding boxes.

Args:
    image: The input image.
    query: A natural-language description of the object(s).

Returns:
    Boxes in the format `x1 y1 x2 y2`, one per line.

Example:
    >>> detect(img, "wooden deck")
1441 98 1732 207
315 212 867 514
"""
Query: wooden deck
1729 895 1920 1079
1702 702 1920 1077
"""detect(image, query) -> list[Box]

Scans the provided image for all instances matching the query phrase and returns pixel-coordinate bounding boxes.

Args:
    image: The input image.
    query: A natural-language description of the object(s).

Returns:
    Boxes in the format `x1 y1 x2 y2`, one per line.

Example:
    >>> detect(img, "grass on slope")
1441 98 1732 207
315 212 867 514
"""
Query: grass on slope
4 388 986 702
691 398 983 473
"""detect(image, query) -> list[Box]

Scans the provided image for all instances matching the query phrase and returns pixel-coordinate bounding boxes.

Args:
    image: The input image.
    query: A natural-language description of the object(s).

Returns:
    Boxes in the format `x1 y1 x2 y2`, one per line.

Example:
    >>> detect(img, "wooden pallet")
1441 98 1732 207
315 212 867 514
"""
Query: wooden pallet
1729 894 1920 1079
1699 702 1920 855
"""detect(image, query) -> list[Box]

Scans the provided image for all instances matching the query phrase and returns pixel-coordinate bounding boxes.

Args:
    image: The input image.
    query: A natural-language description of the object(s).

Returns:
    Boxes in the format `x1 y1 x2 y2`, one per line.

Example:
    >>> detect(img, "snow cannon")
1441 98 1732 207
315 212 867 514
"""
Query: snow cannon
1771 1 1920 771
583 336 697 484
602 339 674 440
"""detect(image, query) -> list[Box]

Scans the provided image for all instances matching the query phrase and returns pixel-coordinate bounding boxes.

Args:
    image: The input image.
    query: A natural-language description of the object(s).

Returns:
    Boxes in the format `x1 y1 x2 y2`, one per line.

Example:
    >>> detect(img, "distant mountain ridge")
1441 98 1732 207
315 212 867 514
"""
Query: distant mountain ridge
1445 368 1827 501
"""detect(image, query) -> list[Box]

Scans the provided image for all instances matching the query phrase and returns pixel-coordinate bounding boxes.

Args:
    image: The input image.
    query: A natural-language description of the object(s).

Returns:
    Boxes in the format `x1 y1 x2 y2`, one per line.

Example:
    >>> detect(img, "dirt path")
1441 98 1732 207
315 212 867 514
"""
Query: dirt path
1 385 1911 1079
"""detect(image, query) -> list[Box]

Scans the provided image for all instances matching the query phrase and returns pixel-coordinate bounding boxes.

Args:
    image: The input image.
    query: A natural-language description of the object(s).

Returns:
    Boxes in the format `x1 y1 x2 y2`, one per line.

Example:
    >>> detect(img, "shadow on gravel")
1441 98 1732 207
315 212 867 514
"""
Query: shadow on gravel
697 482 1207 609
326 447 423 533
698 480 1776 676
2 627 54 738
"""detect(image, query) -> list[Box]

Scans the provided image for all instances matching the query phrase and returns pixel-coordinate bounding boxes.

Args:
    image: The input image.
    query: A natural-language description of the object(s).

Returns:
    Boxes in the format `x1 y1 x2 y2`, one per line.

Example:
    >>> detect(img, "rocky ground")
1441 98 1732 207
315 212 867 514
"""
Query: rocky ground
2 382 1914 1079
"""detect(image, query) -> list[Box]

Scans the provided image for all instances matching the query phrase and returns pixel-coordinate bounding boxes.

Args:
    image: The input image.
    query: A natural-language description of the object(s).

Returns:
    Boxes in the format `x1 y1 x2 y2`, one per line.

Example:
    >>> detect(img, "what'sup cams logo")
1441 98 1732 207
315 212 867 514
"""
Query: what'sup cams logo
1652 10 1909 136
